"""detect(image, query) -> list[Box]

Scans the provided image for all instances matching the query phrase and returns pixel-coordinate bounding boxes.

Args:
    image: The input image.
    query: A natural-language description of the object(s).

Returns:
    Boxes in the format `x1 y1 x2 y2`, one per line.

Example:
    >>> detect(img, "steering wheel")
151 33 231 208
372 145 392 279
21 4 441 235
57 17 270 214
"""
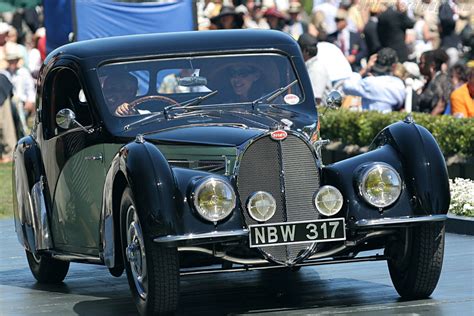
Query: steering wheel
128 95 179 109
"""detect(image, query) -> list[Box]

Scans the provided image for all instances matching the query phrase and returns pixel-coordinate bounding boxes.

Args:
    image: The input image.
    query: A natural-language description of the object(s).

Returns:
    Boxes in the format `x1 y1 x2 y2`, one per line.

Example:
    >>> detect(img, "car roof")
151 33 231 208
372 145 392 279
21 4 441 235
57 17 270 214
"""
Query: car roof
46 29 302 66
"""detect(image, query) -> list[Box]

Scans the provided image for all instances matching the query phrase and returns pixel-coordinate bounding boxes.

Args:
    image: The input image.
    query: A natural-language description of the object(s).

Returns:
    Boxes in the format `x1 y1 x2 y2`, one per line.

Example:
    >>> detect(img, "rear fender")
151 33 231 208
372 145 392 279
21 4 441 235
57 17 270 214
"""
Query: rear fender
12 136 52 252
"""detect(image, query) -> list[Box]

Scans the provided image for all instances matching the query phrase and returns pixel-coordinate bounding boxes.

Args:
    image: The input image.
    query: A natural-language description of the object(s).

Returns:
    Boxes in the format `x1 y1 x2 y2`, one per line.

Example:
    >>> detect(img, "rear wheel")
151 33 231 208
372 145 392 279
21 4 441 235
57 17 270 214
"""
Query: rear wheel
120 187 179 315
25 250 70 283
387 222 445 299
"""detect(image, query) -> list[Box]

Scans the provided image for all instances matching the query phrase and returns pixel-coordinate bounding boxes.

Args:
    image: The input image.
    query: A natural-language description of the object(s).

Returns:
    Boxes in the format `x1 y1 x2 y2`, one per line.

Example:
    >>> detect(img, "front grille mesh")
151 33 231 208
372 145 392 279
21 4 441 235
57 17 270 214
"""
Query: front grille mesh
237 134 320 264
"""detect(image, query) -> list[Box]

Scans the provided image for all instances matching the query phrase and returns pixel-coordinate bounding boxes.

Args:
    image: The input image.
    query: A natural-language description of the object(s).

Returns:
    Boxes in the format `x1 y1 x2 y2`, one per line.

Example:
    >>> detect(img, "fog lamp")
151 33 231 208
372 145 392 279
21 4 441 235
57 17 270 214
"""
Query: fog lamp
314 185 344 216
247 191 277 222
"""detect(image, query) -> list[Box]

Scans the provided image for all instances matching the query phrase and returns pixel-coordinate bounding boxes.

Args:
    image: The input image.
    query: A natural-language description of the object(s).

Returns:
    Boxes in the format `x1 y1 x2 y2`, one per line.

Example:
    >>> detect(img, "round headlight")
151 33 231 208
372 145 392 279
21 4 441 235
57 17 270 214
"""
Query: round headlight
247 191 277 222
193 178 236 222
359 163 402 208
314 185 344 216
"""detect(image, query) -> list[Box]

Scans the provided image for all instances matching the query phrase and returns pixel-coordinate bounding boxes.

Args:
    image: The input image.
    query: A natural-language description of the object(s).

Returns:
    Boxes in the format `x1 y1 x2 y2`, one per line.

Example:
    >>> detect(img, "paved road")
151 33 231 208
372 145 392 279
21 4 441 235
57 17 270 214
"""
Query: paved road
1 219 473 316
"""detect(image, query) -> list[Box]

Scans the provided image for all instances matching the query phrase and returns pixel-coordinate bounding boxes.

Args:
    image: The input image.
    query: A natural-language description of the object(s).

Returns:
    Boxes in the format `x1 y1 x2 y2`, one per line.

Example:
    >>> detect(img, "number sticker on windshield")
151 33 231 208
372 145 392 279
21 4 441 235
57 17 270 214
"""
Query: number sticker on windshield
284 94 300 105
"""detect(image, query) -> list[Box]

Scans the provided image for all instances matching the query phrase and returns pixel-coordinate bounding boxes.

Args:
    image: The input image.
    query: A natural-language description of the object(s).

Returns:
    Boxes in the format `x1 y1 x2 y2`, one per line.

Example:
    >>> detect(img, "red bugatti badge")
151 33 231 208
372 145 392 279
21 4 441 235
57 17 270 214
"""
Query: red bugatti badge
271 130 287 141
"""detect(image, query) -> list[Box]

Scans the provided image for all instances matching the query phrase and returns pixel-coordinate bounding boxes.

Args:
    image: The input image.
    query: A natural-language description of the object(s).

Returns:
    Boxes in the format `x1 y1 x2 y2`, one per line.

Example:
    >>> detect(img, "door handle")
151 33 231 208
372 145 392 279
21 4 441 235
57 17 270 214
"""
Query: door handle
85 154 103 162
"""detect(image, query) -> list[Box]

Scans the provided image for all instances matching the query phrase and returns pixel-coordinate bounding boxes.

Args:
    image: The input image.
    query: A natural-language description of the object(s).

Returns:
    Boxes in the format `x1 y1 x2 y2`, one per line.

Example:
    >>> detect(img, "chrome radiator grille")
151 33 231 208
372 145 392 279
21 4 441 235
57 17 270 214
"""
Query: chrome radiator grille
236 134 320 264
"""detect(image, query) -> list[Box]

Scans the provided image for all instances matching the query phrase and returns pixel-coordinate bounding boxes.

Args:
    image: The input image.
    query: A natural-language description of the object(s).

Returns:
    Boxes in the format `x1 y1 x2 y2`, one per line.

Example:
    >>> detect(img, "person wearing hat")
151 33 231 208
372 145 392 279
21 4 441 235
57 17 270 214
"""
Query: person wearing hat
327 8 368 72
2 44 36 135
343 47 406 112
286 1 317 40
263 7 288 31
210 6 244 29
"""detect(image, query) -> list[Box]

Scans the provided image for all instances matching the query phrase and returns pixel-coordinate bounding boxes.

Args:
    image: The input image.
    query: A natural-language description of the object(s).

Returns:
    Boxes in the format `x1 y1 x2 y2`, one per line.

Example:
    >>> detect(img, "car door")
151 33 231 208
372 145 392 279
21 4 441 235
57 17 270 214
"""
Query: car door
39 65 106 256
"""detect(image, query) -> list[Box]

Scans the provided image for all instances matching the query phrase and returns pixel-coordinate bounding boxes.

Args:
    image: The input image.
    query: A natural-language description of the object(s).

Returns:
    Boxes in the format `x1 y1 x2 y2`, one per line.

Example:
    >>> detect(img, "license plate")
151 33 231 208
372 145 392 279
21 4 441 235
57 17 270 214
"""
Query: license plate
249 218 346 248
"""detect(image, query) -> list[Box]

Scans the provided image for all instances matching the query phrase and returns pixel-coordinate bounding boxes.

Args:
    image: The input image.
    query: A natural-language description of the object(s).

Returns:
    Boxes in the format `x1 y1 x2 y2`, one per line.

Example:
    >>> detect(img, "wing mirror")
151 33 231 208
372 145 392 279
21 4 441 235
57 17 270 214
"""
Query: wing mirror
56 108 94 134
325 90 343 108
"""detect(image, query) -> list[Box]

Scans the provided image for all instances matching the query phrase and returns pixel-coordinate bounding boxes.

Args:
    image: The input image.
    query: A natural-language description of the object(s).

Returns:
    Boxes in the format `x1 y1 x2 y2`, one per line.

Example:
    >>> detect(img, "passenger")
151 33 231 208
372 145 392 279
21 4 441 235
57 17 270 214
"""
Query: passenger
227 64 262 102
102 73 138 116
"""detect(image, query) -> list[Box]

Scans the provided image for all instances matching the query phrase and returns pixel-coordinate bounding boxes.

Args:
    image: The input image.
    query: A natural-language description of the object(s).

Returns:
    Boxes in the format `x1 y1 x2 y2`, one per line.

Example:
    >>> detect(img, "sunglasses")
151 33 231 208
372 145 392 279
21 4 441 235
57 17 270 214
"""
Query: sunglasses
229 67 256 78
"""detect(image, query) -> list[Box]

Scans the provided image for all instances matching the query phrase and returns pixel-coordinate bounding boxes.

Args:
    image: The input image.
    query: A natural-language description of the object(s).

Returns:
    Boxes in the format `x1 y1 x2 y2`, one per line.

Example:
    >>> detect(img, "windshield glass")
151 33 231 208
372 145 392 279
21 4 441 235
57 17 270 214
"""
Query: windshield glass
97 53 304 132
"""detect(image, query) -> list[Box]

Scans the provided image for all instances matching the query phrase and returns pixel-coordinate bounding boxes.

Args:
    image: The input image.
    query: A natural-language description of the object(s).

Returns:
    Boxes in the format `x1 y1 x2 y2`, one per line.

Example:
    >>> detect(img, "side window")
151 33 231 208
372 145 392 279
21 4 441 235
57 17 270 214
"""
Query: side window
43 68 93 139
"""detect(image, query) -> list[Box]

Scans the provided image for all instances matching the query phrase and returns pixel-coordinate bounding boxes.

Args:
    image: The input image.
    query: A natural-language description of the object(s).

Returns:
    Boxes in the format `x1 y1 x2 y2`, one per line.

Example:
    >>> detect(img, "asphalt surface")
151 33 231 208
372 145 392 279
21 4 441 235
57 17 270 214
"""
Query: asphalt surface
0 219 473 316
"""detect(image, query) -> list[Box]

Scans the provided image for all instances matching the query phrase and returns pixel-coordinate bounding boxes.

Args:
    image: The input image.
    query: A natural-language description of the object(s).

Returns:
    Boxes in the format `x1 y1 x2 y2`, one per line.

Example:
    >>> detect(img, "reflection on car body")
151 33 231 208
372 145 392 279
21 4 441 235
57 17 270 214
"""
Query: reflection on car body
13 30 450 316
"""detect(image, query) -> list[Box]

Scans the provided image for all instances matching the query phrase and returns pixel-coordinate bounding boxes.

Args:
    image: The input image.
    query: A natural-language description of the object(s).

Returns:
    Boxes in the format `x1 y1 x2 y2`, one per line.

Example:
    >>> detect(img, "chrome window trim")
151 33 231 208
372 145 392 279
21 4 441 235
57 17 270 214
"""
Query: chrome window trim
31 177 53 250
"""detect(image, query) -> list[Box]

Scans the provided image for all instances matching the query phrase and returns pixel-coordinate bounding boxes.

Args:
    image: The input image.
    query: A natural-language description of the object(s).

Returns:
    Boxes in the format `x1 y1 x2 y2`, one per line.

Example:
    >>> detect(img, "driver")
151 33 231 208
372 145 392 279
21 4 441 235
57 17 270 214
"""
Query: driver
102 73 139 116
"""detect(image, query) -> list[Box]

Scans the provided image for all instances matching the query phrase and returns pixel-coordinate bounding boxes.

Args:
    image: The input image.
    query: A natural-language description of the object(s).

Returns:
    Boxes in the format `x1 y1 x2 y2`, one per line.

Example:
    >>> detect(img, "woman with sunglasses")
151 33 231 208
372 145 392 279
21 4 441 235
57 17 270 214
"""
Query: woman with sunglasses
228 64 262 102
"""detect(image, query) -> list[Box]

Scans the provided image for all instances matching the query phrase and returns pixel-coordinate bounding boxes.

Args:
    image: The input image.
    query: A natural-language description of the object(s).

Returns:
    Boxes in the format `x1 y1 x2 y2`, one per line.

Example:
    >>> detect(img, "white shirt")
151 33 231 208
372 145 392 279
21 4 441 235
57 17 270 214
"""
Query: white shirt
316 42 352 82
343 72 406 112
305 55 329 99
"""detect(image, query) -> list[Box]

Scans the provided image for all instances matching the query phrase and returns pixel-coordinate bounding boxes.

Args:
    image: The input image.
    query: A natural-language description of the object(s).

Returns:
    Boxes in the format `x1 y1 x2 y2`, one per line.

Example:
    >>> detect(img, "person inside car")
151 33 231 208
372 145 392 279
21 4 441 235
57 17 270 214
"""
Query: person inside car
227 64 262 102
102 72 139 116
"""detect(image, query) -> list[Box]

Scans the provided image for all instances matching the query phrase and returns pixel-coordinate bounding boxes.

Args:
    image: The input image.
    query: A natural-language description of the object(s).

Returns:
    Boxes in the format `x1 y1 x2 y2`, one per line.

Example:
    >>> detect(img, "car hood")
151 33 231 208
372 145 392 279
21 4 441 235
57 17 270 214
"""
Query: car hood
144 125 265 147
125 106 317 147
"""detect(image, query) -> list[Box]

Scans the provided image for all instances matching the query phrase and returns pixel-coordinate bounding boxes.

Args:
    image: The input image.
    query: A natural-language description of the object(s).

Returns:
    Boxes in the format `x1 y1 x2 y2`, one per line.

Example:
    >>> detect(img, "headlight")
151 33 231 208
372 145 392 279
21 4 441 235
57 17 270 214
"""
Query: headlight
193 178 236 222
314 186 343 216
358 163 402 208
247 191 277 222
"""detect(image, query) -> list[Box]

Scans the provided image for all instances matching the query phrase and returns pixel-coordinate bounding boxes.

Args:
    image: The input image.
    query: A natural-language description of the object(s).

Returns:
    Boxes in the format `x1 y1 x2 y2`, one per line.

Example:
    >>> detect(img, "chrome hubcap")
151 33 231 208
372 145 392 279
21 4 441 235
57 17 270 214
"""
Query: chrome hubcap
126 205 147 300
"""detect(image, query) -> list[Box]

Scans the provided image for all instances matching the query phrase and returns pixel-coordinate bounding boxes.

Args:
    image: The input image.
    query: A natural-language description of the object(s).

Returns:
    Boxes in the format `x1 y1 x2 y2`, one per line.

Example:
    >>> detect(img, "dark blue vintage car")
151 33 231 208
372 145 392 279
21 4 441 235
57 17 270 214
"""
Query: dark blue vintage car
13 30 450 315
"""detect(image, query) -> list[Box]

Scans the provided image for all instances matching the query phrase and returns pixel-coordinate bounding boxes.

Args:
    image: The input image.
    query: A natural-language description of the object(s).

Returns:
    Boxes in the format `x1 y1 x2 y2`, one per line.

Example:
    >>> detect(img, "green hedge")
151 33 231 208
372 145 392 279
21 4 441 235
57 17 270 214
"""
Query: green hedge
318 108 474 157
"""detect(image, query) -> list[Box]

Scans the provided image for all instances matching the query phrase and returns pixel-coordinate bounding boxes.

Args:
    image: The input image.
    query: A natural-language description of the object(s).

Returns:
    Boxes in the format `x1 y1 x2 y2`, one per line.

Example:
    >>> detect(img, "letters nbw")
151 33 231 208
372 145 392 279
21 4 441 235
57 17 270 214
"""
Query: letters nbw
254 225 296 244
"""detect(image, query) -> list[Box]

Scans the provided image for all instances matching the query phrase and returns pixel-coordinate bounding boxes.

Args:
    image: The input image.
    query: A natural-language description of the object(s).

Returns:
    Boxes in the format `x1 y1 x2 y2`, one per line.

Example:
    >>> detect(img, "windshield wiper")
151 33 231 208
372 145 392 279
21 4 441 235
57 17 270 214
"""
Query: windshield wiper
123 90 218 131
251 79 298 108
163 90 218 119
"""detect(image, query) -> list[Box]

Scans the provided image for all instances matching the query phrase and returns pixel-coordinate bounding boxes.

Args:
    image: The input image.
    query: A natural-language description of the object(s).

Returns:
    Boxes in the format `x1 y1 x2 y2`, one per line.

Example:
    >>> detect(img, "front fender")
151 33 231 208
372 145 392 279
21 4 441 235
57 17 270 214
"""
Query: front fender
101 139 178 267
322 119 450 227
371 119 450 214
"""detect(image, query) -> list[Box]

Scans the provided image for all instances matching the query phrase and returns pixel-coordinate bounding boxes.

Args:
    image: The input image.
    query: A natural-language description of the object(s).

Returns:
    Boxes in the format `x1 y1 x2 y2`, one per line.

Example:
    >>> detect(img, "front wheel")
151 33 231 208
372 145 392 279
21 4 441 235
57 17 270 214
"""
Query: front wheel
387 222 445 299
120 188 179 315
25 250 70 283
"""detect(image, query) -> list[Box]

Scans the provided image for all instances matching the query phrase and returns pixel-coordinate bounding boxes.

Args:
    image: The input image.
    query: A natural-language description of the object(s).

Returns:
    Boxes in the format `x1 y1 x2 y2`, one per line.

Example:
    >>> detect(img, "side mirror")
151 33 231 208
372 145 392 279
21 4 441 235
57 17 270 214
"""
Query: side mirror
325 90 343 108
56 108 76 129
56 108 94 134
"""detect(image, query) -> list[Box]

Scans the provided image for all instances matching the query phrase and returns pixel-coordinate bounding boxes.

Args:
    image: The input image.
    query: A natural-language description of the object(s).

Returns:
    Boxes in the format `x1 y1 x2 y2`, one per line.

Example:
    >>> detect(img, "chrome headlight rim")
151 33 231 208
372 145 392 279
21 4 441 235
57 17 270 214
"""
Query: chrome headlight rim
358 162 402 208
192 177 236 223
246 191 277 222
313 185 344 216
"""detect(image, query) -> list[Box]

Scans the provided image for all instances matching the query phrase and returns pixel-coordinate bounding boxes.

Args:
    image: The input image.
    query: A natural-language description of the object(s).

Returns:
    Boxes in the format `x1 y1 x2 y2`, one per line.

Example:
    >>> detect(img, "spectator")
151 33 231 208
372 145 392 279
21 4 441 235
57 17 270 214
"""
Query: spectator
377 0 415 62
417 48 451 115
328 9 368 71
0 72 15 162
312 0 339 36
240 0 270 29
0 22 10 69
363 4 382 56
343 47 406 112
298 33 352 104
210 6 244 30
450 66 474 118
286 1 317 39
444 63 468 114
2 44 36 135
416 49 451 114
263 7 288 31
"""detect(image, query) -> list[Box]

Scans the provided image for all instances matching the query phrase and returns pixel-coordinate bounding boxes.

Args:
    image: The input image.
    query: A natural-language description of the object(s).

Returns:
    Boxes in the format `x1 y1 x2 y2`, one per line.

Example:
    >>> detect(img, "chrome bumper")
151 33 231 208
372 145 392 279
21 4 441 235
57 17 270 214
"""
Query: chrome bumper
154 229 249 245
354 215 447 228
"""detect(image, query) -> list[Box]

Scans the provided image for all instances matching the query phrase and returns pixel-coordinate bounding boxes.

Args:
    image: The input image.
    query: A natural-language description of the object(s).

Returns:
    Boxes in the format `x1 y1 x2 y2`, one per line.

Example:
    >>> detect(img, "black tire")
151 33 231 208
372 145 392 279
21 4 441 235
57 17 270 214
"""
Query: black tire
387 222 445 299
120 187 179 315
25 250 70 284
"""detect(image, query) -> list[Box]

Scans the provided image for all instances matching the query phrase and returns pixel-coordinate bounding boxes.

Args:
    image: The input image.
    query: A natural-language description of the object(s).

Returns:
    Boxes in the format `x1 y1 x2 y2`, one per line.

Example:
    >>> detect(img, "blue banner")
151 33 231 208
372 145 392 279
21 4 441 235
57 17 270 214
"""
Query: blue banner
74 0 195 41
43 0 73 54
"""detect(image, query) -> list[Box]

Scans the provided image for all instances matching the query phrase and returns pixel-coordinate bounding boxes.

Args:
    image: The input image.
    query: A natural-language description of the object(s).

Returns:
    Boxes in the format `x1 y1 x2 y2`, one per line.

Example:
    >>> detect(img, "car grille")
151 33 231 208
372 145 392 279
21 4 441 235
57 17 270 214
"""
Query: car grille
169 159 226 174
236 134 320 264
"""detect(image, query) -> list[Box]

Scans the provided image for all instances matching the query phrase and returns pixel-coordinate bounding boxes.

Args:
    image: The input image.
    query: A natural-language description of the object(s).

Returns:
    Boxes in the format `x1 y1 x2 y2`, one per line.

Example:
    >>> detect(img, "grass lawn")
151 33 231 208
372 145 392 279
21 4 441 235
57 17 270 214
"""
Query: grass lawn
0 162 13 219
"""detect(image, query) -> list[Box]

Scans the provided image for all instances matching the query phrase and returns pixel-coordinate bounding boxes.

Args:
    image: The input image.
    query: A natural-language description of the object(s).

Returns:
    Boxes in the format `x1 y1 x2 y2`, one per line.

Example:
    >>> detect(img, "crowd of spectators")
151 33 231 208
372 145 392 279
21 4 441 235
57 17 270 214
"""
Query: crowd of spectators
1 1 473 161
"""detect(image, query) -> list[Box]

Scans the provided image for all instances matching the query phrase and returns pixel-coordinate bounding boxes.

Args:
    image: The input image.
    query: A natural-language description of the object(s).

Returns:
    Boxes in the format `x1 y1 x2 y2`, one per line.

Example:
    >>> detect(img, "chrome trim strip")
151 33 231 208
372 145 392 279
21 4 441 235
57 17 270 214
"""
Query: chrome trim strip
31 177 52 250
154 229 249 243
51 253 102 264
355 215 447 227
179 246 268 265
179 255 387 276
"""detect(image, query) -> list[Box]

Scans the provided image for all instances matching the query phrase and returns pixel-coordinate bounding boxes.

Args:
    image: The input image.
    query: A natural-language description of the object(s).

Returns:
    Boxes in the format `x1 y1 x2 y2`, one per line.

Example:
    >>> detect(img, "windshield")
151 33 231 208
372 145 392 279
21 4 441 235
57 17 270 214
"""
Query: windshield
97 53 304 133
